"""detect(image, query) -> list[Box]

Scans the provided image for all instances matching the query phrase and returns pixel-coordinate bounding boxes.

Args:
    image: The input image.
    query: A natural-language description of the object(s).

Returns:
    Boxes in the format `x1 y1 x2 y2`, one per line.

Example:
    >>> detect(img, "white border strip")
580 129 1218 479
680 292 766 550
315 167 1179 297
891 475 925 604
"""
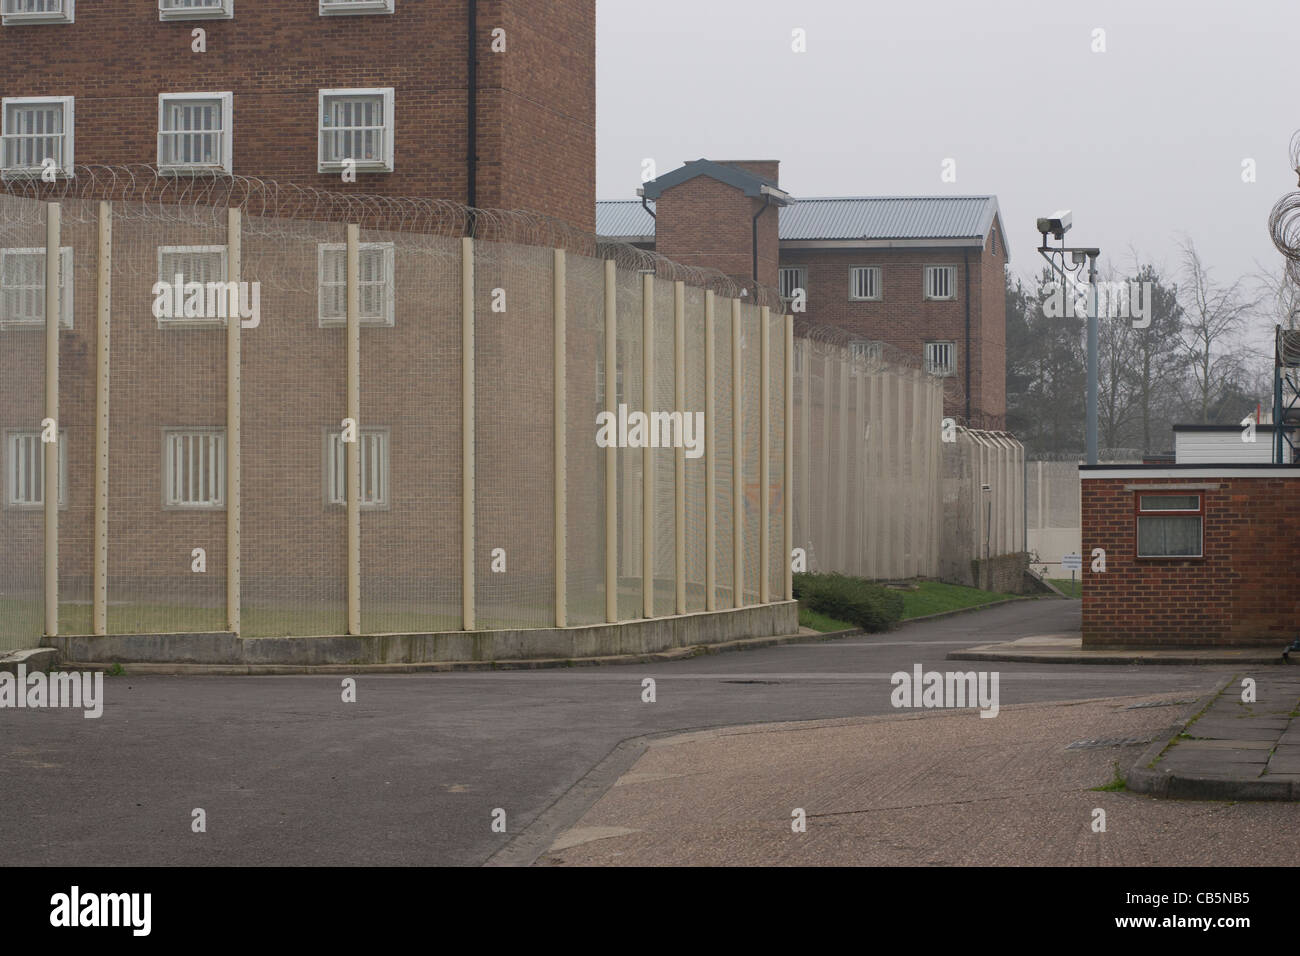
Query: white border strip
1082 467 1300 479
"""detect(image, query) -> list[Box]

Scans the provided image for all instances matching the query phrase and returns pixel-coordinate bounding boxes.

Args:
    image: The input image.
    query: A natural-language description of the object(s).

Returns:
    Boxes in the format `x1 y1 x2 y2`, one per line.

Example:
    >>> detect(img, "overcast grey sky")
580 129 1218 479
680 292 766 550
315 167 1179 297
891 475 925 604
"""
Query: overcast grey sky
596 0 1295 305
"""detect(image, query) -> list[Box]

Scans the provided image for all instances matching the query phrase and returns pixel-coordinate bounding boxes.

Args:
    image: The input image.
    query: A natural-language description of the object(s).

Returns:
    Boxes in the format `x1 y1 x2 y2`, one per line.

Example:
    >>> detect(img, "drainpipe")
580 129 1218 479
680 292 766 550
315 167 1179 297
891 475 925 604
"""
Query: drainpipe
641 195 655 220
467 0 478 227
752 194 772 283
964 249 971 424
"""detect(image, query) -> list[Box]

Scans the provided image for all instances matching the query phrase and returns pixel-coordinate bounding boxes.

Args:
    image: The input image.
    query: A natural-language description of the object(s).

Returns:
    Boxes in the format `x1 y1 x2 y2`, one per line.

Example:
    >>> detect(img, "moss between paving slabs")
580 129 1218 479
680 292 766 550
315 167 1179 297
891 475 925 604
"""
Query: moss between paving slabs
1147 679 1231 769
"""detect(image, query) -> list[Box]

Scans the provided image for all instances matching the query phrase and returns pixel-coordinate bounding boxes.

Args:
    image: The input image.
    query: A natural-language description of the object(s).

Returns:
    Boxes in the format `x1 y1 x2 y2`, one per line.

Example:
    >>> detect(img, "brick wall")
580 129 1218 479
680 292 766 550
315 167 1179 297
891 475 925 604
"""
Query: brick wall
651 161 781 291
0 0 594 231
1081 474 1300 647
779 246 1003 427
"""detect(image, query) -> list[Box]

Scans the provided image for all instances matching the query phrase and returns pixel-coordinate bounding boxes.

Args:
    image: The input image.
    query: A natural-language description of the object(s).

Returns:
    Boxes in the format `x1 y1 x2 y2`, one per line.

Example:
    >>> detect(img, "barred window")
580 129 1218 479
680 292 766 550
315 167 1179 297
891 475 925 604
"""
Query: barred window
849 266 881 301
317 243 395 327
5 429 66 508
924 265 957 301
0 246 73 328
163 429 226 509
924 341 956 376
778 266 806 300
325 428 389 508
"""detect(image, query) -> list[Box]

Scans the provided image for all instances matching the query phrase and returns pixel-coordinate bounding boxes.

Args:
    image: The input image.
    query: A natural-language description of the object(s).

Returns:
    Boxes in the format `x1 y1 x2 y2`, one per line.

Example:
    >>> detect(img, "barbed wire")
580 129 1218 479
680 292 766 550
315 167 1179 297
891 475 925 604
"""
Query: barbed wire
0 164 787 306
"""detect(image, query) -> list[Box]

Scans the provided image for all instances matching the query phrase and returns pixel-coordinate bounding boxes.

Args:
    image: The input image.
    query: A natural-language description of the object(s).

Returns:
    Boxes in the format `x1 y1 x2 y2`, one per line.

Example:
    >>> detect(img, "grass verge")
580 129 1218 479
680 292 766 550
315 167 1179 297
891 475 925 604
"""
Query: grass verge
899 581 1022 620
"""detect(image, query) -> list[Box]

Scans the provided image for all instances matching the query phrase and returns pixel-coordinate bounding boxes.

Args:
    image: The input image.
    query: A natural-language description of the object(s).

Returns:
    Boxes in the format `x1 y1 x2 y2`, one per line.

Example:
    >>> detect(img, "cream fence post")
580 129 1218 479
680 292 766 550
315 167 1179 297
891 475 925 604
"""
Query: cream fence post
93 202 112 635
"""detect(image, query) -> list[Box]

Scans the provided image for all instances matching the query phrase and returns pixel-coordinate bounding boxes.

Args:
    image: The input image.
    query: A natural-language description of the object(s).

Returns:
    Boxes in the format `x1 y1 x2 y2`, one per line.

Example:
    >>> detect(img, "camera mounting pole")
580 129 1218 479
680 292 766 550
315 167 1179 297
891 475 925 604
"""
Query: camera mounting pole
1037 224 1102 465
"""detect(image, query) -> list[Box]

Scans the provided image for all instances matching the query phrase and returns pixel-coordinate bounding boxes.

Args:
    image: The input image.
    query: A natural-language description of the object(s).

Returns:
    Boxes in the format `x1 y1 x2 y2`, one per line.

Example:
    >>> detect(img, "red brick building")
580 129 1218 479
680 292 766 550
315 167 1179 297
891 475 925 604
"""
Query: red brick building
0 0 598 639
1080 465 1300 647
0 0 595 231
599 163 1008 428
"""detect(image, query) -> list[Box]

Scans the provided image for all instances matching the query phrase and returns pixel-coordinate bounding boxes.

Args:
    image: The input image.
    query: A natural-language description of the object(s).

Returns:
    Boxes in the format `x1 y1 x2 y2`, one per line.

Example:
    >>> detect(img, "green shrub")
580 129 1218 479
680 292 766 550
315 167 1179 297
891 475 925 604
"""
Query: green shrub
792 572 903 632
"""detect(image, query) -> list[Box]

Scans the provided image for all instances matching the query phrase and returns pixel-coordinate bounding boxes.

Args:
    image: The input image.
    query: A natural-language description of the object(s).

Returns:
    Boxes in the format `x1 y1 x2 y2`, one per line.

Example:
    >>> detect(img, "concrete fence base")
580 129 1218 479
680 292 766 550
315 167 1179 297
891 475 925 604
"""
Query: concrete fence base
42 601 800 667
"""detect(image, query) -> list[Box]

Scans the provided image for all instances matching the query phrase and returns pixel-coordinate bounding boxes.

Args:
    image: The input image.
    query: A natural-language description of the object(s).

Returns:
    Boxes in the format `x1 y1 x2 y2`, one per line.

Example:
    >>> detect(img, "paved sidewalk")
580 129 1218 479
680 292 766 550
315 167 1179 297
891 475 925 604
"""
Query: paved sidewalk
948 635 1288 665
1130 674 1300 800
533 692 1300 866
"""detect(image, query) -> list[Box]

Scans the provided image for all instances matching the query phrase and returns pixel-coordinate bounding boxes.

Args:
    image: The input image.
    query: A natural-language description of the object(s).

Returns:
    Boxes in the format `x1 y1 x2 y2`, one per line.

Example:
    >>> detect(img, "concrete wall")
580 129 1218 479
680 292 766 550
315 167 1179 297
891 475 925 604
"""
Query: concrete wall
43 600 801 665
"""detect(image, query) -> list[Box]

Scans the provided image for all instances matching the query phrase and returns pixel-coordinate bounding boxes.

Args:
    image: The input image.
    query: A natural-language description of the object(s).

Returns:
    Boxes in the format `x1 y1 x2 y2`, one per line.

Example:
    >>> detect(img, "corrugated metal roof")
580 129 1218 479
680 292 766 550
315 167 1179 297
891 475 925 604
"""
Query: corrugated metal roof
596 195 1002 245
596 200 656 239
779 196 999 241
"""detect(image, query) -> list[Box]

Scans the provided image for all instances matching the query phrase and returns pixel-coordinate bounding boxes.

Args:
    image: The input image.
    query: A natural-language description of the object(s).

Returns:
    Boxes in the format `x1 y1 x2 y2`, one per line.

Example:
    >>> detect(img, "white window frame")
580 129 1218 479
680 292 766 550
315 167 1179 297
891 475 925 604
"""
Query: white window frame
1 96 73 179
0 246 73 329
324 427 389 510
317 242 395 327
158 0 232 20
1136 493 1203 559
924 341 957 377
923 264 957 301
4 429 66 509
320 0 394 14
157 92 233 174
318 88 394 173
778 266 806 301
849 265 881 301
156 245 230 329
162 428 226 510
1 0 74 25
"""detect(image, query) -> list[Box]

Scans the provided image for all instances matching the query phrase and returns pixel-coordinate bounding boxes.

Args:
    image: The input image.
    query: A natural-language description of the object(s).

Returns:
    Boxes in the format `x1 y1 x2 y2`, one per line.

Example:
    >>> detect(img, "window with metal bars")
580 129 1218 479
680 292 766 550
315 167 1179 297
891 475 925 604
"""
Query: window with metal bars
849 266 881 301
924 265 957 301
158 93 231 172
163 429 225 509
1 97 72 176
850 340 883 362
158 0 232 20
924 341 956 376
317 243 394 326
1 0 73 25
778 266 805 300
325 428 389 508
319 89 393 172
156 246 228 327
5 430 66 508
0 247 73 329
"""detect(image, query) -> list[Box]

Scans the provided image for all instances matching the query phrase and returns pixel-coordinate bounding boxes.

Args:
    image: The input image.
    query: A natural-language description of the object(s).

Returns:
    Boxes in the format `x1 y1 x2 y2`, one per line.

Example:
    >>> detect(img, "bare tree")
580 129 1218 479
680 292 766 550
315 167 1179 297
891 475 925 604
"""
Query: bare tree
1177 238 1261 423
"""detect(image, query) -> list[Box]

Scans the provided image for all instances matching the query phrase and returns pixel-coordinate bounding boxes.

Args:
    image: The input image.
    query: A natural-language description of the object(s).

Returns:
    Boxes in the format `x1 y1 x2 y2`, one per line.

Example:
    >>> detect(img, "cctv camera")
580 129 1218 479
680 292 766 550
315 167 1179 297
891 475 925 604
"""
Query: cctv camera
1035 210 1072 240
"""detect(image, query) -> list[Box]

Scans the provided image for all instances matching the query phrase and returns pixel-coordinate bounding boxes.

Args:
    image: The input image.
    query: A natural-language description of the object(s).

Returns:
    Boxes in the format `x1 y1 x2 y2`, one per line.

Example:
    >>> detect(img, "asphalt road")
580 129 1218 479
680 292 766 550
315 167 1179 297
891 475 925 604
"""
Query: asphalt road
1 598 1235 866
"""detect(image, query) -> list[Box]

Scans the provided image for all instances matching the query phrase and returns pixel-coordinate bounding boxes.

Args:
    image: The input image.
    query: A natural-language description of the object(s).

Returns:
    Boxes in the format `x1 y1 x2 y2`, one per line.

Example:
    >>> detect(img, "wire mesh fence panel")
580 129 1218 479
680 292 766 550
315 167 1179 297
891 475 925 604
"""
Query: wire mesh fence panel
474 240 554 630
652 279 675 617
768 311 785 599
789 338 806 579
683 285 707 613
1 183 804 645
564 252 606 626
241 217 347 637
106 205 227 634
53 200 98 635
616 268 643 620
358 231 461 633
0 194 49 649
741 302 761 603
713 299 734 608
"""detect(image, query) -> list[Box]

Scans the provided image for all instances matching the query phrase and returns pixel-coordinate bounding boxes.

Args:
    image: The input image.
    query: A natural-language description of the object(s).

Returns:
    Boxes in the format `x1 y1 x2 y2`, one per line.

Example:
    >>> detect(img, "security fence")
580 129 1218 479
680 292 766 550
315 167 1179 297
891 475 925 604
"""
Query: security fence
0 169 795 649
1 168 1029 651
790 336 945 579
